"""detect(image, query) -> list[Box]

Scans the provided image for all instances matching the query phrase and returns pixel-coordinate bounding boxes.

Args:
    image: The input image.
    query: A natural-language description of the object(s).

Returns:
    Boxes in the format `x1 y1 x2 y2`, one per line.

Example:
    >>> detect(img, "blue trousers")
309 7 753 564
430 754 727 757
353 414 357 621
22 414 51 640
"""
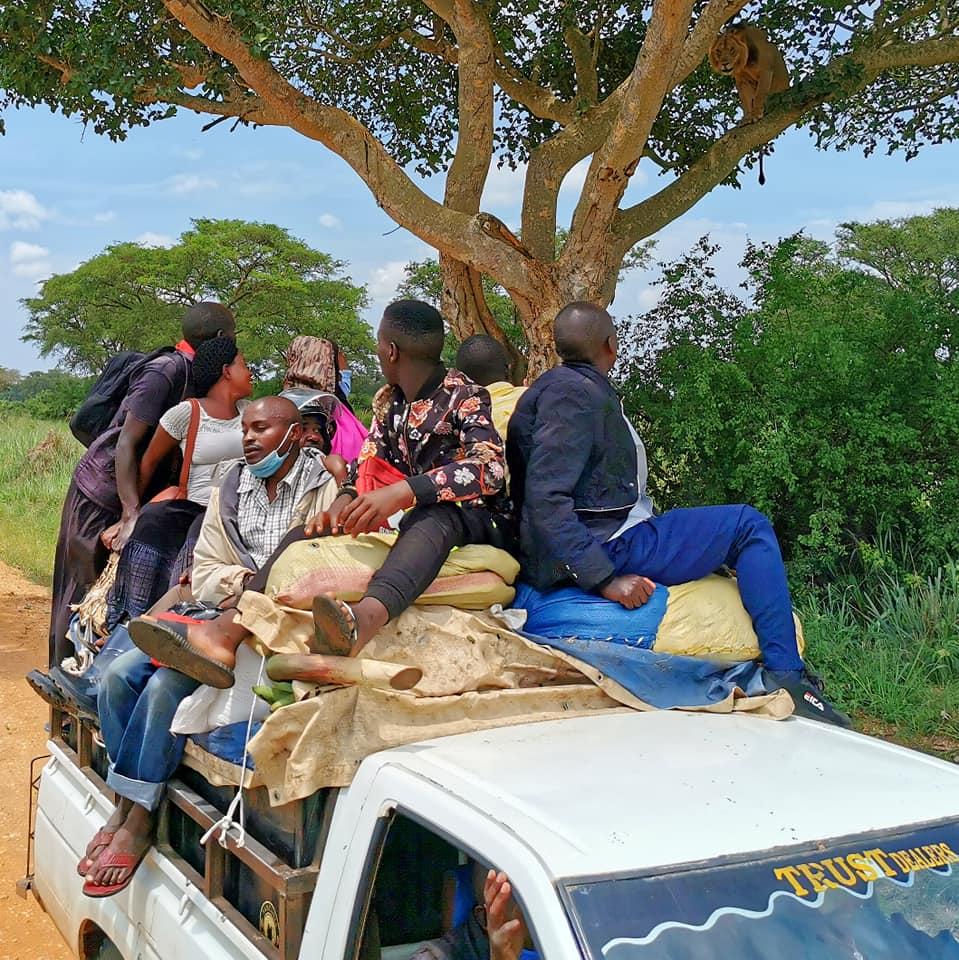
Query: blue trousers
98 649 200 810
603 505 804 673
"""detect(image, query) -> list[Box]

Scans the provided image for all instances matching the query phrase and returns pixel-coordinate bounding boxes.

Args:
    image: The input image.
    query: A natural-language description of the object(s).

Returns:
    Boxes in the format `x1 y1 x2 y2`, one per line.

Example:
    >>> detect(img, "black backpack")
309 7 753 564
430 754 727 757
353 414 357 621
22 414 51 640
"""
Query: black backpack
70 347 185 448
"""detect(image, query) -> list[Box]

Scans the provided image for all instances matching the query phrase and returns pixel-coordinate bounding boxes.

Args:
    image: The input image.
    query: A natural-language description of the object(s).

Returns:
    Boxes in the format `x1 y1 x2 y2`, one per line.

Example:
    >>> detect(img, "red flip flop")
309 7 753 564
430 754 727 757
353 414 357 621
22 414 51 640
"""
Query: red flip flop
76 828 115 877
82 847 149 898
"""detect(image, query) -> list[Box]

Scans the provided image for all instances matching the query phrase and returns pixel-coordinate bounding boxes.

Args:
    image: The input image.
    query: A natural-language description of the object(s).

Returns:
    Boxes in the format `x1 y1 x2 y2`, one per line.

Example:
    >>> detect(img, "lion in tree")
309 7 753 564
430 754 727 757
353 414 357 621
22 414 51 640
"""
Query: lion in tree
709 24 790 123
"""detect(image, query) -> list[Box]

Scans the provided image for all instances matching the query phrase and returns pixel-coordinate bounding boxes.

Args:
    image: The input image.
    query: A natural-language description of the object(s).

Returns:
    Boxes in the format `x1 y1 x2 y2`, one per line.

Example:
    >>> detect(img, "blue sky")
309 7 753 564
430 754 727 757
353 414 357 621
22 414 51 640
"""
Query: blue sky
1 102 958 373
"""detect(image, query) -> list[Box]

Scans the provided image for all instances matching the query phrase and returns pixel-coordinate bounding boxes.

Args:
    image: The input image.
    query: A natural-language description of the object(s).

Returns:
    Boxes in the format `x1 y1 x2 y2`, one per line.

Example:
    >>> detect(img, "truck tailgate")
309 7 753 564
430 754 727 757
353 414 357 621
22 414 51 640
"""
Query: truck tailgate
35 740 263 960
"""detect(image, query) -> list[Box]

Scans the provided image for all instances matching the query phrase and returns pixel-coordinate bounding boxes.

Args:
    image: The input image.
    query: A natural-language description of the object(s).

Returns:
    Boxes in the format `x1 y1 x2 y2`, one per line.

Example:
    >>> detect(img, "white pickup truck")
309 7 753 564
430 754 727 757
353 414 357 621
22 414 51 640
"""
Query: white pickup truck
27 706 959 959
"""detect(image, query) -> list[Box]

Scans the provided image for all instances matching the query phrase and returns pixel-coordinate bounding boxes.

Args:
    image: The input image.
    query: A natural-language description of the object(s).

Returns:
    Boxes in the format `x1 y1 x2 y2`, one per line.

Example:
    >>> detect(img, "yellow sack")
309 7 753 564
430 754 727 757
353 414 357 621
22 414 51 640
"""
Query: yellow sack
265 532 519 610
653 573 805 661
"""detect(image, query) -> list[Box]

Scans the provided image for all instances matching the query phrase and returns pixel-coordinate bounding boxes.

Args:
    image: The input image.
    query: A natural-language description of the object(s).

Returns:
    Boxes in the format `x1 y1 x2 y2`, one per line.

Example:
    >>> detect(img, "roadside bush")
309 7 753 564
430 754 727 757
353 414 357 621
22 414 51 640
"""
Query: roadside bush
619 234 959 579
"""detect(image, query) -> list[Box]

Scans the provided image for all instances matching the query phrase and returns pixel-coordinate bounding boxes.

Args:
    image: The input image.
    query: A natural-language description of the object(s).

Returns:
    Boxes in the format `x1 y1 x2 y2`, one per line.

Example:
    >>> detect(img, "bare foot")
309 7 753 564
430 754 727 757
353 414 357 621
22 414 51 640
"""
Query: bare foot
86 803 154 887
77 798 133 874
347 598 390 656
132 610 247 675
178 610 246 668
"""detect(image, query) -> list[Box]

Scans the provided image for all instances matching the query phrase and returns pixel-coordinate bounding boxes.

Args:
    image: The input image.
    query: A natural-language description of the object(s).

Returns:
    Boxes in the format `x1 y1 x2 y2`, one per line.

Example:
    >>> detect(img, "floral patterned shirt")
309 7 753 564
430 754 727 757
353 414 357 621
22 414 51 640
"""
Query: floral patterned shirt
356 367 511 521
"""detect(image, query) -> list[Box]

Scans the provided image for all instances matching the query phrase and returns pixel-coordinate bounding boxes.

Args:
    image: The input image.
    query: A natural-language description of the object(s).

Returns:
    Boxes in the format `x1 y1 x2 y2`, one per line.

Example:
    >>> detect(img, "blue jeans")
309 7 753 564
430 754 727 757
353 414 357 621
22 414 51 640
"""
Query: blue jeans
98 649 200 810
603 505 804 673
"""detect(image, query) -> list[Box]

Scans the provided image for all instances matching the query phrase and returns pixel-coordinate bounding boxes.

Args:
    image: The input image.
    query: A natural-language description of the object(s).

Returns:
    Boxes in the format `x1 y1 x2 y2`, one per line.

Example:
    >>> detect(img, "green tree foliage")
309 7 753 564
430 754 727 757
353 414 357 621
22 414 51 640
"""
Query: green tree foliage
0 366 21 393
2 1 956 372
0 369 91 420
619 212 959 576
20 218 374 377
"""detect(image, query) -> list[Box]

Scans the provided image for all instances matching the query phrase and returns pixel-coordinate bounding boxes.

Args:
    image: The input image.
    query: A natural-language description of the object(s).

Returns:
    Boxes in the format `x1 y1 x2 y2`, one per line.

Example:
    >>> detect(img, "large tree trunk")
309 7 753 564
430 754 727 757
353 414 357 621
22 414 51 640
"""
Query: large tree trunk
515 254 623 379
439 227 625 382
440 254 529 382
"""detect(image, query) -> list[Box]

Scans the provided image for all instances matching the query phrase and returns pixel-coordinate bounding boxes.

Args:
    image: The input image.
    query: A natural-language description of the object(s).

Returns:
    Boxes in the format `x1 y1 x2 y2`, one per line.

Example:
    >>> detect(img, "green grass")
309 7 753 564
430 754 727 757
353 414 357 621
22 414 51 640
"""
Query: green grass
0 412 79 585
797 543 959 740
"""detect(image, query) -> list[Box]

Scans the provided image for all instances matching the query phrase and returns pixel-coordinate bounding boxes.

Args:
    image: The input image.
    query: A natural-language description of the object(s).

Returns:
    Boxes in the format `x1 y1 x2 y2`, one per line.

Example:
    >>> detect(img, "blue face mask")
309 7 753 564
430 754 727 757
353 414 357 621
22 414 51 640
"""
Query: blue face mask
246 424 295 479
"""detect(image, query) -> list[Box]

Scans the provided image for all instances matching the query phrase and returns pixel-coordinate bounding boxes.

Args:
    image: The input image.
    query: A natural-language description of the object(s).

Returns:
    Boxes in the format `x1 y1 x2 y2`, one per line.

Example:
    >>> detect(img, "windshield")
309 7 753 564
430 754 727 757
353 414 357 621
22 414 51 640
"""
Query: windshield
566 820 959 958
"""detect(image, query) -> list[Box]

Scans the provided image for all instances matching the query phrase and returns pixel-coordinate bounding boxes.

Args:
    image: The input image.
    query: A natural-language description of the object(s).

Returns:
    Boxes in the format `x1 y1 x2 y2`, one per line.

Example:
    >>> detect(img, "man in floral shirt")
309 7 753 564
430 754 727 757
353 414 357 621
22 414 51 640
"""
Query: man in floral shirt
128 300 515 684
309 299 514 653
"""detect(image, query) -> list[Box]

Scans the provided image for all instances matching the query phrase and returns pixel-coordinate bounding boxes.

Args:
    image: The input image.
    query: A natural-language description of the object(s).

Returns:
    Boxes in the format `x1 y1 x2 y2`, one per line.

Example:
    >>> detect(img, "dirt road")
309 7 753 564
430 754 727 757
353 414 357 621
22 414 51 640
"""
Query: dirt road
0 563 72 960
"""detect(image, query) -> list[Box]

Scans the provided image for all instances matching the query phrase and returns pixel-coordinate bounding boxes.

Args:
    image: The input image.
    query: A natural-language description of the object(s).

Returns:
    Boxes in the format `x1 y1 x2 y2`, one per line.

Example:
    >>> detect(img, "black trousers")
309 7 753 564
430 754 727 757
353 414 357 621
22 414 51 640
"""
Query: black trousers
366 502 507 619
249 503 511 621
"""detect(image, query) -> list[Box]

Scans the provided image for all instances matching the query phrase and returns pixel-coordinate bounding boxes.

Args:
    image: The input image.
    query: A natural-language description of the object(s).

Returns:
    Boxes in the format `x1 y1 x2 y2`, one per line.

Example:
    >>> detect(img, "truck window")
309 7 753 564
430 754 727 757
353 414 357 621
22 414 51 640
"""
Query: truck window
348 813 499 960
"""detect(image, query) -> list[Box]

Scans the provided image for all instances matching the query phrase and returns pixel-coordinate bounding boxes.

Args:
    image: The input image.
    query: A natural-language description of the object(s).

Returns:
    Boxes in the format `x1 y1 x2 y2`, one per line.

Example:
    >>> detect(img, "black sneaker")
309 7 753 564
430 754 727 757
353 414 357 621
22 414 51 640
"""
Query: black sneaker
766 670 853 729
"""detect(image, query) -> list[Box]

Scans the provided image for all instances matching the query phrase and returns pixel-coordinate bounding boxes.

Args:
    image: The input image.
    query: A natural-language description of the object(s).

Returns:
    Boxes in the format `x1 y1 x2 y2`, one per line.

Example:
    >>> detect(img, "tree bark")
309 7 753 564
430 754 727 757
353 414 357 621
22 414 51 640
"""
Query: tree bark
516 257 623 380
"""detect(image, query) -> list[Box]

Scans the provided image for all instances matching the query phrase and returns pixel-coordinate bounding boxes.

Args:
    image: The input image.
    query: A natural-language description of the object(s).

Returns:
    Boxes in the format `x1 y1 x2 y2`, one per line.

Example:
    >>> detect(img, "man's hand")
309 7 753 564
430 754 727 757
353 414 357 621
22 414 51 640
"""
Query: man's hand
600 574 656 609
336 481 415 536
101 512 138 552
484 870 527 960
304 493 354 536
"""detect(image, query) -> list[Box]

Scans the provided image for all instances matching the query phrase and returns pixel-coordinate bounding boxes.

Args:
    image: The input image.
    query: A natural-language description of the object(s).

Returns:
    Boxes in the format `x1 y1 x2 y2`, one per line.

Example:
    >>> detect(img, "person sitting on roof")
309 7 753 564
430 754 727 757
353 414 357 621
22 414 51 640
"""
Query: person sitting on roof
454 335 525 446
48 302 236 668
125 299 514 684
283 335 368 460
280 387 349 483
506 301 850 728
79 396 337 899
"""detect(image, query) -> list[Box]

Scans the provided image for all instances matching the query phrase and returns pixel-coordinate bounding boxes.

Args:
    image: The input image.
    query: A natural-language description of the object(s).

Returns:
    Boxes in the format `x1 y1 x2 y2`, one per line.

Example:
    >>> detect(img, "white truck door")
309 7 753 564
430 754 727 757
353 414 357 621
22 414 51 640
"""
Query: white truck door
312 764 582 960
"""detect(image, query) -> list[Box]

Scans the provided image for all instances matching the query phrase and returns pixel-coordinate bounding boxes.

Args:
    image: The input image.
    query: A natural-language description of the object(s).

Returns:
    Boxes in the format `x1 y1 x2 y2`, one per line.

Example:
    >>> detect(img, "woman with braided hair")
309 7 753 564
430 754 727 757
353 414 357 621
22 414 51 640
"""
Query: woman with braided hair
101 337 253 628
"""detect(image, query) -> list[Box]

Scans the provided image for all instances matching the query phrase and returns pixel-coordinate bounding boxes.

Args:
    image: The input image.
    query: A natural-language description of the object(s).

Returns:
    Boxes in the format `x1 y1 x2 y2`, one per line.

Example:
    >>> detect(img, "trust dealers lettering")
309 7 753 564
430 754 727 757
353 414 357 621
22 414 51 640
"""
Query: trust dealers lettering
773 842 959 897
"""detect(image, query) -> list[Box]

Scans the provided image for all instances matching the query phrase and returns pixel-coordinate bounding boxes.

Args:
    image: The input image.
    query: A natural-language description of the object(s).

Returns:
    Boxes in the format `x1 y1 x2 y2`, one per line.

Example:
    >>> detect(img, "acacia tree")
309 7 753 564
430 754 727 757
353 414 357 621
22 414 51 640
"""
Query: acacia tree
2 1 958 373
21 218 373 375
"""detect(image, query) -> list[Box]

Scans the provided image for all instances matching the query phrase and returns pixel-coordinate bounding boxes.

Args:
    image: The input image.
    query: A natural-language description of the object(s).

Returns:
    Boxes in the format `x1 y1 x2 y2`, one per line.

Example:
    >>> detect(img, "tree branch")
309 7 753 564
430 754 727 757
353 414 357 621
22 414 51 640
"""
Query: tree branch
564 25 599 106
615 34 959 250
444 0 495 212
564 0 697 267
160 0 537 295
519 0 745 265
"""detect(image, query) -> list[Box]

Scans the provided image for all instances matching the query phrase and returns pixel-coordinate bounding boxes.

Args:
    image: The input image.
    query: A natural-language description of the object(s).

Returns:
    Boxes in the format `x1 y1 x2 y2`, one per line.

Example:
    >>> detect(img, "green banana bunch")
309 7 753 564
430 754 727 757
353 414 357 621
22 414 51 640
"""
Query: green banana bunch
252 680 295 712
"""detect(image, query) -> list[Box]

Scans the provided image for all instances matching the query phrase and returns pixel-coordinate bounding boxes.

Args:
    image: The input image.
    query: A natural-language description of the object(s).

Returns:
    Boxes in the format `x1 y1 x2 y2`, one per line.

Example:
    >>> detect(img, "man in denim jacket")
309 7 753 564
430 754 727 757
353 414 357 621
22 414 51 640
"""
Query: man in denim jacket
507 301 849 728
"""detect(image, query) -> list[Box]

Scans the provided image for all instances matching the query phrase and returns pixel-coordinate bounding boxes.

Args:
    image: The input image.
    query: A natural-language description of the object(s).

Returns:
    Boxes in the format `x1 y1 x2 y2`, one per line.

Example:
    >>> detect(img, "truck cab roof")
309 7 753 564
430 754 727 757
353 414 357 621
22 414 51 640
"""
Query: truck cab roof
372 710 959 878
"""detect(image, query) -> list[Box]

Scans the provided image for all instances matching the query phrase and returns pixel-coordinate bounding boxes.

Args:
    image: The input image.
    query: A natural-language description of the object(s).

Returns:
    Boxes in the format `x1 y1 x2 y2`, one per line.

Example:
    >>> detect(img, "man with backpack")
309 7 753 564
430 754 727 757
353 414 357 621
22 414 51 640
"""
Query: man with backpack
48 302 236 668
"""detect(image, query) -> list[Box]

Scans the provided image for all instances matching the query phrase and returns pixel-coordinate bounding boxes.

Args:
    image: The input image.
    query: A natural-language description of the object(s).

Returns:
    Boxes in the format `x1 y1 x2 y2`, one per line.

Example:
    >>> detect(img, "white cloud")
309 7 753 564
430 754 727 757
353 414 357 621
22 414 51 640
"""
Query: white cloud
136 231 175 248
0 190 51 230
482 163 527 209
10 241 48 262
236 179 285 198
9 241 52 280
319 213 342 229
368 260 409 301
93 211 117 223
167 173 217 195
635 286 660 311
848 197 945 222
